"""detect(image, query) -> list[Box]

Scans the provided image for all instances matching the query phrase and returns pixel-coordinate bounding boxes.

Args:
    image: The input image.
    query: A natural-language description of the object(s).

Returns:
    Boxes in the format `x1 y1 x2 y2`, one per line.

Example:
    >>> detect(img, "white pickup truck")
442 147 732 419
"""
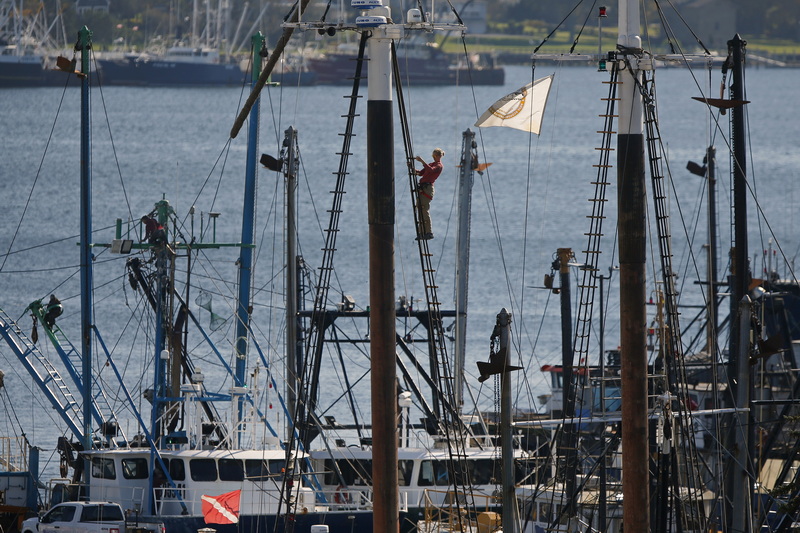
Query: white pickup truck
21 502 165 533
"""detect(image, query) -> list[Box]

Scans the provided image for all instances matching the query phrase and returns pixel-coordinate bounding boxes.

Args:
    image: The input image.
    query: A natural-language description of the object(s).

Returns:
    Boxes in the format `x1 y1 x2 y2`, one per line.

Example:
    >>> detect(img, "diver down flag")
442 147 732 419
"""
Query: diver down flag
201 489 241 524
474 74 554 134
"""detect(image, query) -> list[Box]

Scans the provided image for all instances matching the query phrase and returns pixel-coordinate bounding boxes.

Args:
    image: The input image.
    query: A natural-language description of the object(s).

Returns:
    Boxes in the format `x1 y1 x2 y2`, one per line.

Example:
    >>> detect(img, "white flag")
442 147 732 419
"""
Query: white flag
475 74 554 134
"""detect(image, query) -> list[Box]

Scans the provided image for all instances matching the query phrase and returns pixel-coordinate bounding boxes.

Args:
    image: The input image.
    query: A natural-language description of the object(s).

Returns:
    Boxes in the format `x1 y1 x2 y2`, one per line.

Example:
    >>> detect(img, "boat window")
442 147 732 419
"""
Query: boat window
322 458 371 486
554 504 562 522
269 460 286 474
245 459 270 479
322 459 337 485
168 458 186 481
398 460 413 486
418 460 449 486
42 505 76 523
351 460 371 486
540 503 551 523
219 459 245 481
519 498 536 521
594 384 621 411
434 461 449 486
418 460 434 486
121 458 149 479
469 459 500 485
190 458 218 481
81 504 124 522
515 458 536 484
91 457 116 479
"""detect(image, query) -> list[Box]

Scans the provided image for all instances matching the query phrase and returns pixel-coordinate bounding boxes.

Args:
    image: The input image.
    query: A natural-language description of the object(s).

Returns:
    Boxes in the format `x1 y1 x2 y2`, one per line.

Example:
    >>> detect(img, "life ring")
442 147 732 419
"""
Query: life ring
334 484 351 504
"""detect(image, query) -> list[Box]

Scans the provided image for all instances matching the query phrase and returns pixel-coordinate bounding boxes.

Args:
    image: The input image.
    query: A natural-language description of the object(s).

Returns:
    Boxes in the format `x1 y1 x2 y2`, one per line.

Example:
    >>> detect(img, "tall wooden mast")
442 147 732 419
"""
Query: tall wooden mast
366 7 399 531
616 1 650 531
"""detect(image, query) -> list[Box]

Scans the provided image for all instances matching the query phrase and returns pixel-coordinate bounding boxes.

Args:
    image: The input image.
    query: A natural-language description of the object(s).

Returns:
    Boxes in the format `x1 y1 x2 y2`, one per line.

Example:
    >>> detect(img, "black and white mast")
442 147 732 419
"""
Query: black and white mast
360 3 400 531
616 1 650 531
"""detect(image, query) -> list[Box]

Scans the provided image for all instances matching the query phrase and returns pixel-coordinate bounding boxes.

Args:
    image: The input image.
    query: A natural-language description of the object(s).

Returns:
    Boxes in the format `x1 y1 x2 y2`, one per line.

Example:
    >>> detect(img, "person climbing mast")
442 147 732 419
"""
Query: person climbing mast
43 294 63 329
413 147 445 241
141 214 167 246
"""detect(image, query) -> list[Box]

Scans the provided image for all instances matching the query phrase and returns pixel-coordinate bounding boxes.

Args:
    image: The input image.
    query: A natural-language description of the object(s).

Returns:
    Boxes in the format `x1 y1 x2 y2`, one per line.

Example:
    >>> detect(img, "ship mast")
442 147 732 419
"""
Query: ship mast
365 8 399 531
232 31 264 446
77 25 94 470
616 1 650 531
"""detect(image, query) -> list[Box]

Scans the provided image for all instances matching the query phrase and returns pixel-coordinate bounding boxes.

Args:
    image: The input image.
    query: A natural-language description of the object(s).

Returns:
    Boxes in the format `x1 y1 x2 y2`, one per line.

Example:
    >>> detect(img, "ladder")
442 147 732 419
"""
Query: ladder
642 70 686 378
572 62 619 375
298 31 368 446
393 42 478 529
641 68 709 533
0 307 85 441
28 300 121 440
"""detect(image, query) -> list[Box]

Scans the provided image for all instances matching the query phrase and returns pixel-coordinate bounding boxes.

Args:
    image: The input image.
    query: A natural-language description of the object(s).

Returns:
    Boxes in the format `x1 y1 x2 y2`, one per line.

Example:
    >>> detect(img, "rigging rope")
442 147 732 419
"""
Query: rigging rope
0 70 73 273
569 0 597 54
532 0 587 54
93 49 136 229
393 39 480 530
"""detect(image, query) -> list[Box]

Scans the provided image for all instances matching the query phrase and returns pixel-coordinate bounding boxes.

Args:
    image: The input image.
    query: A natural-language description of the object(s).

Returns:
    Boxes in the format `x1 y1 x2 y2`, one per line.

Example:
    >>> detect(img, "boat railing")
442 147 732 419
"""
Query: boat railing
0 436 29 473
317 486 417 512
44 479 90 507
415 488 501 532
319 486 374 510
421 487 500 514
153 483 320 516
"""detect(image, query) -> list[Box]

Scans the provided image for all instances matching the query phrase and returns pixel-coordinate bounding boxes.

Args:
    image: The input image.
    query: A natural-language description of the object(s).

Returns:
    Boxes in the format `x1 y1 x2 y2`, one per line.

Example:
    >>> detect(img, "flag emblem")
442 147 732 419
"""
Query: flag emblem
475 74 554 134
201 489 241 524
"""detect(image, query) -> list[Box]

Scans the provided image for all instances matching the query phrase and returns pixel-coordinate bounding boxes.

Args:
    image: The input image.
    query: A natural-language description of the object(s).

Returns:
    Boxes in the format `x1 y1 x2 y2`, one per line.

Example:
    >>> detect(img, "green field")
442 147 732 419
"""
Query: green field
439 30 800 63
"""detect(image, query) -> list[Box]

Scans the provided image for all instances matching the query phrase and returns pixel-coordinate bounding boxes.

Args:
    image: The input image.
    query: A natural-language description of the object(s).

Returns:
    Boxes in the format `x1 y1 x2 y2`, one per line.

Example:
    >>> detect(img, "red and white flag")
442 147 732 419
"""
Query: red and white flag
201 489 241 524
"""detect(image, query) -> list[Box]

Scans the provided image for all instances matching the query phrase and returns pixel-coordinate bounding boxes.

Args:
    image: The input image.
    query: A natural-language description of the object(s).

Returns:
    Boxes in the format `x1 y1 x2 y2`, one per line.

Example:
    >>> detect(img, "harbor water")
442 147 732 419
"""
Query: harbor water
1 63 799 482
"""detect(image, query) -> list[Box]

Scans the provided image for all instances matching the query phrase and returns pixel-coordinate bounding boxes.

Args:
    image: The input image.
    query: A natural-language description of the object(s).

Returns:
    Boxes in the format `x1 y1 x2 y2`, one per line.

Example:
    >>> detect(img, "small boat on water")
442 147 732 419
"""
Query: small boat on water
0 43 47 86
96 46 246 87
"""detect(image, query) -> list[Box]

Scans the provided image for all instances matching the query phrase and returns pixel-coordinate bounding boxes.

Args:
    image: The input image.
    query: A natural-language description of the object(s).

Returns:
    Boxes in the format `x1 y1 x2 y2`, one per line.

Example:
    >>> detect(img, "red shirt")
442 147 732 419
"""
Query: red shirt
143 217 161 238
417 161 443 185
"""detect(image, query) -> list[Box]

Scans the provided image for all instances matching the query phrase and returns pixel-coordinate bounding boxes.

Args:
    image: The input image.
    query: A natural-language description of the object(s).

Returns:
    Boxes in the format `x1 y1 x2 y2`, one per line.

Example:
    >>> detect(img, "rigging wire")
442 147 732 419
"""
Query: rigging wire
532 0 587 55
177 137 235 240
0 70 72 273
92 49 136 228
569 0 597 54
662 0 712 55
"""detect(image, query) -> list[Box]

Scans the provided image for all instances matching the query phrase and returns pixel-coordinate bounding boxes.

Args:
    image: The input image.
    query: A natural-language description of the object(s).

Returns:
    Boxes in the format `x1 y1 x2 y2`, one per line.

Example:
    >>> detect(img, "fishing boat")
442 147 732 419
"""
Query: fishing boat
0 26 379 533
96 46 246 87
4 0 799 532
304 38 504 86
0 42 47 86
0 0 84 87
497 2 800 532
95 0 248 87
